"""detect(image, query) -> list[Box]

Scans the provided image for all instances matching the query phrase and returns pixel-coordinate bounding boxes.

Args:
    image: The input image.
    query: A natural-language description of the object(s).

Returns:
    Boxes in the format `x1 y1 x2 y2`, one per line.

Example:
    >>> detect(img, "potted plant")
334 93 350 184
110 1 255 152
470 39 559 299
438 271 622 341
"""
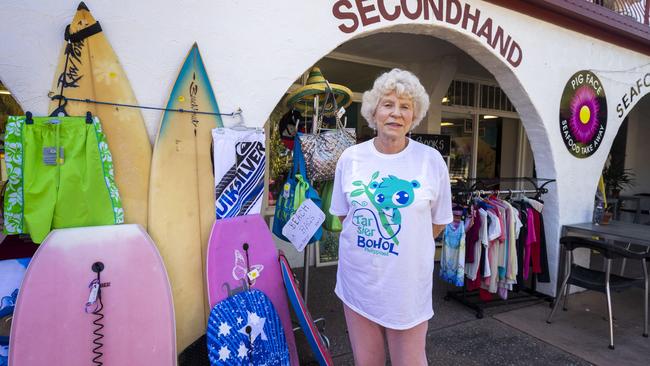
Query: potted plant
602 157 635 198
600 205 614 225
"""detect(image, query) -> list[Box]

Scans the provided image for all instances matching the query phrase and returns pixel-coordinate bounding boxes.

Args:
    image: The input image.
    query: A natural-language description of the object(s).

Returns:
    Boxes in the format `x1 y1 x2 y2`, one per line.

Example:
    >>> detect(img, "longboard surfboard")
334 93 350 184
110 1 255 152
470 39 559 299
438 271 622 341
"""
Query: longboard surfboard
279 254 333 366
9 225 176 365
206 214 299 365
148 43 223 352
48 2 151 228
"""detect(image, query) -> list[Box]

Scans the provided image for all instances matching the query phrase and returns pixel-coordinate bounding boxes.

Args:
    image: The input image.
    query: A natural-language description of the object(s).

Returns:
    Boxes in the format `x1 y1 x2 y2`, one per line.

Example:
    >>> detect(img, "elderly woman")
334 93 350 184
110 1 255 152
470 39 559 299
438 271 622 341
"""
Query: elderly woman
329 69 452 365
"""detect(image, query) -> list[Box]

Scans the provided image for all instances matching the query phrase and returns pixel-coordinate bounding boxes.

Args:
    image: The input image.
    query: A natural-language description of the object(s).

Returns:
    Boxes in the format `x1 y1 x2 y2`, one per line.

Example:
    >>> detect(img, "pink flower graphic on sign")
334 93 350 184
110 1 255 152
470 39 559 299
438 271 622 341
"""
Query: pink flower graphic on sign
569 86 600 144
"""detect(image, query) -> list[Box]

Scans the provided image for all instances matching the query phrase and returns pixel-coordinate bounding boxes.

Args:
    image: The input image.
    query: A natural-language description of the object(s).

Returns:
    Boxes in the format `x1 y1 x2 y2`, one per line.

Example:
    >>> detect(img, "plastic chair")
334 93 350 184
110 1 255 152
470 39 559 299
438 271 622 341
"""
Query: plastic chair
547 236 649 349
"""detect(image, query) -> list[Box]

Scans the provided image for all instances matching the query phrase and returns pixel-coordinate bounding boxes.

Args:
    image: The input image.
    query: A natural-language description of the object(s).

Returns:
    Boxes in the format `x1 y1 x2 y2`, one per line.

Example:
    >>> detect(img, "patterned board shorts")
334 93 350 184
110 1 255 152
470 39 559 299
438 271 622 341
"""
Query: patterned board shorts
3 115 123 243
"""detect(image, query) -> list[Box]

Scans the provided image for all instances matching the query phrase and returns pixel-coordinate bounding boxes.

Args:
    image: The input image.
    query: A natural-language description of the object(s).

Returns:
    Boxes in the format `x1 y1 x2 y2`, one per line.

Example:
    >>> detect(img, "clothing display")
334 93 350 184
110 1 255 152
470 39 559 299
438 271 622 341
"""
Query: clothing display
330 138 453 329
3 115 123 243
442 190 549 302
212 128 266 219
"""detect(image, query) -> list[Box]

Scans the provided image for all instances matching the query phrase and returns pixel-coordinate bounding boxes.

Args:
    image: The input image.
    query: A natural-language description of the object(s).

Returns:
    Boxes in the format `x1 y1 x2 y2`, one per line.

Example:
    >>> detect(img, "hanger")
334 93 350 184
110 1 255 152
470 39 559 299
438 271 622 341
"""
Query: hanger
213 125 263 134
25 111 34 125
213 108 262 134
476 193 495 210
504 189 513 202
213 123 263 134
25 110 91 125
49 95 69 117
533 188 545 203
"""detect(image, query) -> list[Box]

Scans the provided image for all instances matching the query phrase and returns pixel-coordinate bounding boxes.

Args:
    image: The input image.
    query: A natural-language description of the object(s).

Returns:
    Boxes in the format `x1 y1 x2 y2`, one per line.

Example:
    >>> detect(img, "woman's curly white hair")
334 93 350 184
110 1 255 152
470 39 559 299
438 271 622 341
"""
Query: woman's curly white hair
360 69 430 130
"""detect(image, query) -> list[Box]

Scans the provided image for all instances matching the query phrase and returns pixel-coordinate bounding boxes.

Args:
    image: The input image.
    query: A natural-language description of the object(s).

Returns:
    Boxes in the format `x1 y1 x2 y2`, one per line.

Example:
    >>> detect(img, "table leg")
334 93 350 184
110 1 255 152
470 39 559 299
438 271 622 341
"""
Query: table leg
605 259 615 350
643 259 648 337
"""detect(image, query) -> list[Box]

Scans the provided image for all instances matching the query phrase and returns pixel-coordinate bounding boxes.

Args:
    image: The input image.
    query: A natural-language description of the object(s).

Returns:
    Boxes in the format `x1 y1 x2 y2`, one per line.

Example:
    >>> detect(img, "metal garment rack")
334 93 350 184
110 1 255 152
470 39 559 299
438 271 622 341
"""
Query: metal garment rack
453 177 556 194
445 177 556 318
457 188 546 197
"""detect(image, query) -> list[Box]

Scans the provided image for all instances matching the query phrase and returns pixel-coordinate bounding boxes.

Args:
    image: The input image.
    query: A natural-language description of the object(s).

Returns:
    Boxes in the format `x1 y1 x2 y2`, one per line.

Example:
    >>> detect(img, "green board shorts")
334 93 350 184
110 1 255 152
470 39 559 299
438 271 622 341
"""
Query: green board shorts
3 115 123 243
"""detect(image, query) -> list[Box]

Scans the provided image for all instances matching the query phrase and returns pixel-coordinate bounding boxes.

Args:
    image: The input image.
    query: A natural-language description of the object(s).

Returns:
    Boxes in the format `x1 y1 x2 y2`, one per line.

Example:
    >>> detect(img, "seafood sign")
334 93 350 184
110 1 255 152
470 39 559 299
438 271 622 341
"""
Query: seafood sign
559 70 607 158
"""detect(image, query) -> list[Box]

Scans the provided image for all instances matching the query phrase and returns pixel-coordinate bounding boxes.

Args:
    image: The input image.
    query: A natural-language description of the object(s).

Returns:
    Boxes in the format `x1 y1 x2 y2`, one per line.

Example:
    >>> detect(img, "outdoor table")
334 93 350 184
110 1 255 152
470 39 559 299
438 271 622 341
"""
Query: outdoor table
560 221 650 285
563 221 650 248
552 222 650 348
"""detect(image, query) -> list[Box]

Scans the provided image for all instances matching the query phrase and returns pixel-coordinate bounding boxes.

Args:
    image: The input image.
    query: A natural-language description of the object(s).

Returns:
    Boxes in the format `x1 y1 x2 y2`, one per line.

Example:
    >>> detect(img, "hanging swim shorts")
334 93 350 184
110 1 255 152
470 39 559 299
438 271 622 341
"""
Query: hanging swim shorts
3 115 123 243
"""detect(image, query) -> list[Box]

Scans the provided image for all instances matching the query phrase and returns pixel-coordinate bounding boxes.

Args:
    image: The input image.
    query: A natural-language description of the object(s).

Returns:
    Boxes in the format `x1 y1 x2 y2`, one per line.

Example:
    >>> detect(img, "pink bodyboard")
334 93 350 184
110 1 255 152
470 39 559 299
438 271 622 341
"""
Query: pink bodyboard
206 214 299 365
9 225 176 365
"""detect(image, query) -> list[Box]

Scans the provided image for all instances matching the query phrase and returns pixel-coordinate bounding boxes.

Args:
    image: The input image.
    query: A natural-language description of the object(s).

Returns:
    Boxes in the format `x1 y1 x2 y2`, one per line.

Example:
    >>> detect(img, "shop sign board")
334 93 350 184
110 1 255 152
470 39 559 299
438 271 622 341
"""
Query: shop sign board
332 0 523 67
616 72 650 118
559 70 607 158
410 133 451 156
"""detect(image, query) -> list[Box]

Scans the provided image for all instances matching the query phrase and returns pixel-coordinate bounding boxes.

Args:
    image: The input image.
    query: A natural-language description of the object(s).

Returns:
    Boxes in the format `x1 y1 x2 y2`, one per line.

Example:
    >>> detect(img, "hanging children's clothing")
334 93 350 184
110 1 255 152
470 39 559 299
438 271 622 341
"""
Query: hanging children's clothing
445 192 550 300
440 221 466 287
443 182 555 316
522 199 550 282
465 208 487 281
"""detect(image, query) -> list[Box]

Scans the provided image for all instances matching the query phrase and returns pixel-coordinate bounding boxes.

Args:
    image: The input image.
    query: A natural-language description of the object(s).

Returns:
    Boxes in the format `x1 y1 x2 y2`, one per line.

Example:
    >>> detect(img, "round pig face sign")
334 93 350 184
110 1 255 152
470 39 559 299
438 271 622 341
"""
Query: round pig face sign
559 70 607 158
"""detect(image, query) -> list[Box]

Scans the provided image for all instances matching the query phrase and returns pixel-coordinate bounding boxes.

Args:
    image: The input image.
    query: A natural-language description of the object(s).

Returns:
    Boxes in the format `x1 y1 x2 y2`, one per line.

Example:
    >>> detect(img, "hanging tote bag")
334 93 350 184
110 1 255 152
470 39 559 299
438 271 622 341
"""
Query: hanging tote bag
319 180 342 232
298 82 356 182
272 136 322 244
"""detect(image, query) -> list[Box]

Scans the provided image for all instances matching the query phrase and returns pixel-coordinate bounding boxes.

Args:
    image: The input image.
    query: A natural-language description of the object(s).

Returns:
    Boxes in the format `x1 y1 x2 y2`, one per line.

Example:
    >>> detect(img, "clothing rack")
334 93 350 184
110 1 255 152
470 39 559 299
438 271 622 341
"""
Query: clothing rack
454 177 555 193
455 188 548 197
445 177 555 318
445 280 549 319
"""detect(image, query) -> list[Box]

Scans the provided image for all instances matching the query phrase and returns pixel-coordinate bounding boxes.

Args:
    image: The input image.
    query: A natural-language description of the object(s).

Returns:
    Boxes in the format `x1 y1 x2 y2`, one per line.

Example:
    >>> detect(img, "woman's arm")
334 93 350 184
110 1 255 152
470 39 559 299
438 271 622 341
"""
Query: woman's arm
433 224 445 239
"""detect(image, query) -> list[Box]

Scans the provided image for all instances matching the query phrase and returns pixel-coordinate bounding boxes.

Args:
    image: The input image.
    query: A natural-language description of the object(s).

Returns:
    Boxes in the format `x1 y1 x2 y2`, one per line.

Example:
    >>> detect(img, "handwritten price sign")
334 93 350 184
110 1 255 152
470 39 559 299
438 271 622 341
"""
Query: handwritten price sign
281 199 325 252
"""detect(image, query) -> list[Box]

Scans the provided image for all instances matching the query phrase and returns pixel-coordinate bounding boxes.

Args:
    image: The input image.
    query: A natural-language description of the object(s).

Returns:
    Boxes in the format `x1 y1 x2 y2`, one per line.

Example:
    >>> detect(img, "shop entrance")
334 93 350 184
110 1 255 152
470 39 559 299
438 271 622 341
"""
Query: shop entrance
266 31 541 268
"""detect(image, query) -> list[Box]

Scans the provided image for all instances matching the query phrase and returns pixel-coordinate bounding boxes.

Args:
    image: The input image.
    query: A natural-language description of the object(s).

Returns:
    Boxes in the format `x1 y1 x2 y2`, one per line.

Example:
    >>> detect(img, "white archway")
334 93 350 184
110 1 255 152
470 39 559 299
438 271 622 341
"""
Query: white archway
269 22 561 294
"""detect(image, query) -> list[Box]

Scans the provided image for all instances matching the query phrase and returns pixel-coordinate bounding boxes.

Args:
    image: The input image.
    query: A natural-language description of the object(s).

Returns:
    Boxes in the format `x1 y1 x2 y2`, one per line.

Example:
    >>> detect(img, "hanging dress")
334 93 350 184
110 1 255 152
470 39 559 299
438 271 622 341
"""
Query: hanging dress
440 222 466 287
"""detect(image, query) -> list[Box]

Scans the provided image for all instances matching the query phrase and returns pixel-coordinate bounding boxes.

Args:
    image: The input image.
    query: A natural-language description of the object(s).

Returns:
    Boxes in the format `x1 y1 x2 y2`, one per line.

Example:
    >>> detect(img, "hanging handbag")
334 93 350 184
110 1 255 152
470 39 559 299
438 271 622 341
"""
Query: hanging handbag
272 136 323 244
298 82 356 182
319 180 342 232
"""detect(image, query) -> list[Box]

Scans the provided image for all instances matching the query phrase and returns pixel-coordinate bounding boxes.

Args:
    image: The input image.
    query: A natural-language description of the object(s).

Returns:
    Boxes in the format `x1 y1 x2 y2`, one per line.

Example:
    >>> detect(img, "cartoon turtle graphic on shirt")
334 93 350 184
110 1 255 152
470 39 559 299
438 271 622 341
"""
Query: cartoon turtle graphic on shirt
351 171 420 245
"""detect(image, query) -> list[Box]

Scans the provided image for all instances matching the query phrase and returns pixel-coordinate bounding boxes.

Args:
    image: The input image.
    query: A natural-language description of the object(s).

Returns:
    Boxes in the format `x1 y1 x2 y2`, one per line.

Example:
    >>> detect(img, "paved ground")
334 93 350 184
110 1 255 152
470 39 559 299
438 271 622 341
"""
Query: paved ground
297 265 593 365
180 259 649 365
495 288 649 366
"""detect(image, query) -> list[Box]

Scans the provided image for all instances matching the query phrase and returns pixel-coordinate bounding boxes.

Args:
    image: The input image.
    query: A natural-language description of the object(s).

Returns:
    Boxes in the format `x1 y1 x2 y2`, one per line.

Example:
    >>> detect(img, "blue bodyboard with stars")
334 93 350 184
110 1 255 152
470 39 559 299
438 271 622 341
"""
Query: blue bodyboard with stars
207 289 289 366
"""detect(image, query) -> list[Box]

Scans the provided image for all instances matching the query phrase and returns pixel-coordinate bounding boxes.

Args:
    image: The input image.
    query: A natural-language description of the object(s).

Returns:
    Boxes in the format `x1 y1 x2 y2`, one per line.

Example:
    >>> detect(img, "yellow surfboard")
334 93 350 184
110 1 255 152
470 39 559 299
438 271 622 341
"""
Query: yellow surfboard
149 44 223 352
48 2 151 228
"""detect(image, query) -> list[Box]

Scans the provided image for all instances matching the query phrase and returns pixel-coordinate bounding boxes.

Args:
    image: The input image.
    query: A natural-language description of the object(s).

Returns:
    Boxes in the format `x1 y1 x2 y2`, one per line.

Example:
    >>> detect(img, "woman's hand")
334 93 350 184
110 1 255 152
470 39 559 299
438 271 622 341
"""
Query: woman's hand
433 224 445 239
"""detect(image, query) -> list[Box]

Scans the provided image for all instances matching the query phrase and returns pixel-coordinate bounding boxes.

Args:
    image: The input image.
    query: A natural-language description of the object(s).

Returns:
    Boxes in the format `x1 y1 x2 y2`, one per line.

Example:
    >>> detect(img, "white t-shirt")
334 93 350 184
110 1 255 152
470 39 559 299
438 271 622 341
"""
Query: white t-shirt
329 138 453 329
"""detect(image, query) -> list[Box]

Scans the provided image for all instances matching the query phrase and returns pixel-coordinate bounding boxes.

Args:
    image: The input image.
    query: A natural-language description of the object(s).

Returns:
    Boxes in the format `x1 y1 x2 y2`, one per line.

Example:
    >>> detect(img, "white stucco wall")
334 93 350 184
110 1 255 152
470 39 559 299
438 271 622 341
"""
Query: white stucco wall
2 0 650 295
